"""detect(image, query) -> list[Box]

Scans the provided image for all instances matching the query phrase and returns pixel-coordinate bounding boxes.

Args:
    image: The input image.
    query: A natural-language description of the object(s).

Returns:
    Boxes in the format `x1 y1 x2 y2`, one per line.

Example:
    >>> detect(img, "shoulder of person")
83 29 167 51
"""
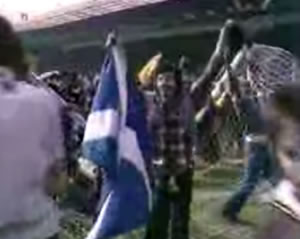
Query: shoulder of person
180 92 195 114
21 83 64 116
142 90 156 107
182 92 194 104
143 90 155 99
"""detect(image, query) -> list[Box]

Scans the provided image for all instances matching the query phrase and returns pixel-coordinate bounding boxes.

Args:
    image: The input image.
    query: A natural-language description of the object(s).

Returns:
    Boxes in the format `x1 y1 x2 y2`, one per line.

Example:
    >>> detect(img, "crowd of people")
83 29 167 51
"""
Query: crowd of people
1 10 300 239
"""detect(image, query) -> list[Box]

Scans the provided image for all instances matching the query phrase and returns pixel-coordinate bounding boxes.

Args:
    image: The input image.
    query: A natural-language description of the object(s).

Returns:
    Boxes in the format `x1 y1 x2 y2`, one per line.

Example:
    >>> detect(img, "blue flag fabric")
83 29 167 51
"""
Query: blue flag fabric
82 43 153 239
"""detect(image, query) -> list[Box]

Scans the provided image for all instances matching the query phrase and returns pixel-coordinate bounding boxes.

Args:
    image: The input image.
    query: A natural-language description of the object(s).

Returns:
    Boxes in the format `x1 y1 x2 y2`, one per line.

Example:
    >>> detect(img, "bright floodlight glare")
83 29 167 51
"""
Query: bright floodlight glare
0 0 85 23
0 0 168 30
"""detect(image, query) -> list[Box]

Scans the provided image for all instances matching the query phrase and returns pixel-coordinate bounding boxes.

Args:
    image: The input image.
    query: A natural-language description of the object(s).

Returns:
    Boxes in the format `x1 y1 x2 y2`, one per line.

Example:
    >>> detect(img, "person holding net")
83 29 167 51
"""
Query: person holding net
220 15 300 221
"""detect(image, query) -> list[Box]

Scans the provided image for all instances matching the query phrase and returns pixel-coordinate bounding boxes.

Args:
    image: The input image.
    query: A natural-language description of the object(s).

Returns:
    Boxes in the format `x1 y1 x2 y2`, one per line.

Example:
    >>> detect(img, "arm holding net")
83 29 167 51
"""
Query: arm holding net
191 20 244 112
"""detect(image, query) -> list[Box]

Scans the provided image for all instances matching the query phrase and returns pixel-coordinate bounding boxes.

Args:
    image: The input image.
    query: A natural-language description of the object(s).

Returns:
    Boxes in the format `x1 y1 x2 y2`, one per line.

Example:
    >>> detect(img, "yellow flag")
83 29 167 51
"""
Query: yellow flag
138 53 162 87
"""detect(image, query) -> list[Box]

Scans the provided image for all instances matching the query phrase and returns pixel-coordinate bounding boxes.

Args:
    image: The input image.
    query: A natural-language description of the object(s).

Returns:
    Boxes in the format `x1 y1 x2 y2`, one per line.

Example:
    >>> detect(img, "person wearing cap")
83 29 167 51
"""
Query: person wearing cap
0 16 66 239
144 20 243 239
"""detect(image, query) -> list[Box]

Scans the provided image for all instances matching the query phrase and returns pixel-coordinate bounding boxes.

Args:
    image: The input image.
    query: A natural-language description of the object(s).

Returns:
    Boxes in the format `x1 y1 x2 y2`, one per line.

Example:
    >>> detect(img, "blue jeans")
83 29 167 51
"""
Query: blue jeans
48 235 59 239
224 139 273 216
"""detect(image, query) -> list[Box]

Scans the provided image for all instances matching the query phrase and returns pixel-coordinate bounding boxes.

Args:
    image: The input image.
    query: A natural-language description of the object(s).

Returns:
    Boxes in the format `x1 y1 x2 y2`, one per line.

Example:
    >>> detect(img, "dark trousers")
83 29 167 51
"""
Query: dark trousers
145 169 193 239
224 140 273 216
48 235 59 239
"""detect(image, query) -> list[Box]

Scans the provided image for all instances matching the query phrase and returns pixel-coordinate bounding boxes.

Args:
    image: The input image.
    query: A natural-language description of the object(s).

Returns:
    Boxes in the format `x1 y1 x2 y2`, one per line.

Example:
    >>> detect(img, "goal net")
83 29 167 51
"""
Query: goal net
206 43 300 161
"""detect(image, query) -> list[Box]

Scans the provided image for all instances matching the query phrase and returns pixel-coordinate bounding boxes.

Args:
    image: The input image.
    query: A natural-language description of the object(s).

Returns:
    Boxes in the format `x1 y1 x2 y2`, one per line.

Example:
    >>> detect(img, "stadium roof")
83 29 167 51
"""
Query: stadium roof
14 0 168 31
18 0 299 72
21 0 300 48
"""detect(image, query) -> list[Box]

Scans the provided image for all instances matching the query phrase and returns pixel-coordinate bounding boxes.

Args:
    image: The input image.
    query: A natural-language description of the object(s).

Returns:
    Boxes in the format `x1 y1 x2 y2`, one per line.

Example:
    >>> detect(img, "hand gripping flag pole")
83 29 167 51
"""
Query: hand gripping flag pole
82 32 153 239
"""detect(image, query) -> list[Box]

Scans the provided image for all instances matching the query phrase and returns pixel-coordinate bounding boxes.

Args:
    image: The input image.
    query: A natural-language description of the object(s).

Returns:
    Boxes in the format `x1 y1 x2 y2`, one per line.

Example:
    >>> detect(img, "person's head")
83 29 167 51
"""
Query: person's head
0 16 28 76
266 84 300 185
155 59 182 103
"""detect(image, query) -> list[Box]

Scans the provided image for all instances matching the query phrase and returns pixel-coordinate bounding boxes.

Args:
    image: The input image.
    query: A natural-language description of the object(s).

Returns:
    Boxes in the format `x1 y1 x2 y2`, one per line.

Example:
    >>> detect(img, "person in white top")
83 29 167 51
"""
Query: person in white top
0 16 66 239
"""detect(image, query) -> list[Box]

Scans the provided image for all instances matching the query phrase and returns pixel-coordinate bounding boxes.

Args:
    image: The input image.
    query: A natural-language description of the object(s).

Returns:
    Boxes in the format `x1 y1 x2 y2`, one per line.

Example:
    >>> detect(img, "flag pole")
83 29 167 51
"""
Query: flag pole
105 30 118 48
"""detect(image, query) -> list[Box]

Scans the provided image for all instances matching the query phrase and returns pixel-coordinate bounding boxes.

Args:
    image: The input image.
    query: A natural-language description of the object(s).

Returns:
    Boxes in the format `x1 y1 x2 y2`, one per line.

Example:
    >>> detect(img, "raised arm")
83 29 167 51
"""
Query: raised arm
190 20 244 111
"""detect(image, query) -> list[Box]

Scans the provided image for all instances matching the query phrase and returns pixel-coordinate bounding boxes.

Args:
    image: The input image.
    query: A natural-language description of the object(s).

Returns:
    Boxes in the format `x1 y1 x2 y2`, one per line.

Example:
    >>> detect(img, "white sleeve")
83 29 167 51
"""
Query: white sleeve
45 91 65 161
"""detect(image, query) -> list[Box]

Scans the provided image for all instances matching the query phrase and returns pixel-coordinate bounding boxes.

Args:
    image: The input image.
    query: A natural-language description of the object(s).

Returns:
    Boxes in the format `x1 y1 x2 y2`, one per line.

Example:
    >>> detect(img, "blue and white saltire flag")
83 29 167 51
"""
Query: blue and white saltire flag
82 41 153 239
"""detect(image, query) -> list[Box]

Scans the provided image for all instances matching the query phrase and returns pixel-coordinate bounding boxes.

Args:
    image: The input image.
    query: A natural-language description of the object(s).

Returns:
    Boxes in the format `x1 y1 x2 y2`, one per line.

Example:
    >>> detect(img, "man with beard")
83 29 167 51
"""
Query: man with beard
144 20 244 239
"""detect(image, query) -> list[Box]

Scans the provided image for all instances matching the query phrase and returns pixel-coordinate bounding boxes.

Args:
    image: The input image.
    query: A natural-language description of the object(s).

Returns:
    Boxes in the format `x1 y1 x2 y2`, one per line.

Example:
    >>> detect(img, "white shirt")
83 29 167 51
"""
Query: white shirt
0 68 64 239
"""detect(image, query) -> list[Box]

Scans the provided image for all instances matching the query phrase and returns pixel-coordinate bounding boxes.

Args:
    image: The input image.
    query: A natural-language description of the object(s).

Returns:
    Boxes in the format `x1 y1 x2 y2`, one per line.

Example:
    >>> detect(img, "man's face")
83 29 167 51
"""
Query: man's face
156 72 176 102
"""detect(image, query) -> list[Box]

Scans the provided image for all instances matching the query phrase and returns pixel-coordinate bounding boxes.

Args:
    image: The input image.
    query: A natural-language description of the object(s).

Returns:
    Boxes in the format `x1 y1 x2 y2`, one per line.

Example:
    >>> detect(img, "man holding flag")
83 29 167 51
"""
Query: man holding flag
83 19 243 239
82 33 153 239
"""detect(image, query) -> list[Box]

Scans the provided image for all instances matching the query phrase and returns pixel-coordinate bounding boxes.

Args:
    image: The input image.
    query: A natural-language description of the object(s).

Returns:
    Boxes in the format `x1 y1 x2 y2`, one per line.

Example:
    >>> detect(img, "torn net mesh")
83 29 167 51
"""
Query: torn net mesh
246 44 300 98
203 44 300 162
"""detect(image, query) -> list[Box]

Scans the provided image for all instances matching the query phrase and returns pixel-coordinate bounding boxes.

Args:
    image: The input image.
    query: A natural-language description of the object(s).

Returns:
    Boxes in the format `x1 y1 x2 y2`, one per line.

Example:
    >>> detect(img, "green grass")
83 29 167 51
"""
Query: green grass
60 161 272 239
193 165 241 190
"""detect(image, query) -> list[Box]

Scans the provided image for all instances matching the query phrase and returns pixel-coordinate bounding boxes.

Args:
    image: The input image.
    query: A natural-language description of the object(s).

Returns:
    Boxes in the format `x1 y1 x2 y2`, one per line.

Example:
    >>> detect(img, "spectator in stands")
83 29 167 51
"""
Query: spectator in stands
38 70 87 179
144 20 243 239
0 16 66 239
